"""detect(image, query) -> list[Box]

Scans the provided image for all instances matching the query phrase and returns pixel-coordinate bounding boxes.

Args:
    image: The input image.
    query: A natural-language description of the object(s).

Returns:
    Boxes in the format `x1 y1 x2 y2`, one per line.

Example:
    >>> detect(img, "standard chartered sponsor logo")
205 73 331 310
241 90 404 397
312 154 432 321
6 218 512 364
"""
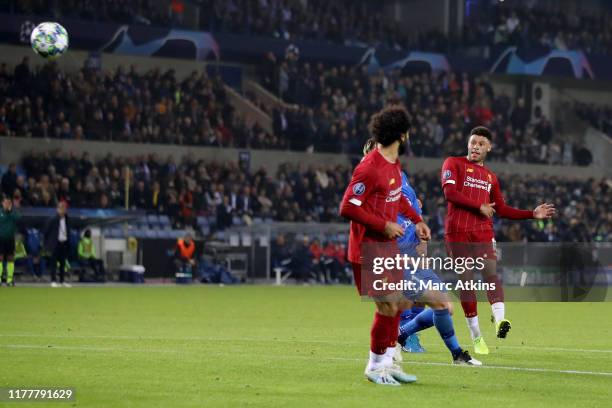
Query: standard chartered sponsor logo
385 187 402 202
464 176 491 192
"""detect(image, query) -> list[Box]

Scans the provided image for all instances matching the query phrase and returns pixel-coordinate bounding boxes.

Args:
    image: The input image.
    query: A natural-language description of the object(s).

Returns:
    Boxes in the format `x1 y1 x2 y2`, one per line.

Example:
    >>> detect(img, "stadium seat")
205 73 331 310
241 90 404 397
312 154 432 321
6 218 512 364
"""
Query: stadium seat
132 229 147 239
229 233 240 246
147 214 160 226
136 217 149 229
158 215 171 227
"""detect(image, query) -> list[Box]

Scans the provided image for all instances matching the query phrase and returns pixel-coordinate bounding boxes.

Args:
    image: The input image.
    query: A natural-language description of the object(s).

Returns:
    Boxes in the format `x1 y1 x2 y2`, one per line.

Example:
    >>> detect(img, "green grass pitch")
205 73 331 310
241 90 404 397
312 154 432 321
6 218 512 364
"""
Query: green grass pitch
1 286 611 407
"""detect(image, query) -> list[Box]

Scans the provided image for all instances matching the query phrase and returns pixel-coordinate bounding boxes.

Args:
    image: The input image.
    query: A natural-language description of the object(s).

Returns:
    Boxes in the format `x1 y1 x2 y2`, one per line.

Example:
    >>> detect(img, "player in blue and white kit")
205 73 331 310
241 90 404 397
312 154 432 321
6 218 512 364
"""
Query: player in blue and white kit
396 172 428 353
362 138 480 366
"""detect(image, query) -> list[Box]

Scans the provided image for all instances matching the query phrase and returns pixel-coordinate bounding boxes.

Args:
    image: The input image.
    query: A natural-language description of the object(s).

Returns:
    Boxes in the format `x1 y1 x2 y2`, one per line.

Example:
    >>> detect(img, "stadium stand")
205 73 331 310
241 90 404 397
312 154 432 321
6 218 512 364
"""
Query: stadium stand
0 57 590 165
463 2 612 54
574 102 612 140
7 150 611 242
8 0 612 56
5 0 446 51
0 59 284 149
263 58 587 164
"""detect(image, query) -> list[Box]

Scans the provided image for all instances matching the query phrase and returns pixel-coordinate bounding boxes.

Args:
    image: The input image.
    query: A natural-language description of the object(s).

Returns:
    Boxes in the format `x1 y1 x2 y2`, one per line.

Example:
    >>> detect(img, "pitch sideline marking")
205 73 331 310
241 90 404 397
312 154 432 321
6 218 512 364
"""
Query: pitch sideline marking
1 333 611 354
1 343 612 377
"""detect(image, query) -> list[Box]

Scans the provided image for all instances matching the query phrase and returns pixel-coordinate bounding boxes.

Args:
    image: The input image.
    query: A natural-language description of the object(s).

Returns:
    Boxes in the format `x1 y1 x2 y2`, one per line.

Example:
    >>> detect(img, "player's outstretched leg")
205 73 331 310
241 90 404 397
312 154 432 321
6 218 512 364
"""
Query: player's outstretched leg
399 305 426 352
431 308 481 366
398 308 433 351
400 304 425 321
400 296 482 365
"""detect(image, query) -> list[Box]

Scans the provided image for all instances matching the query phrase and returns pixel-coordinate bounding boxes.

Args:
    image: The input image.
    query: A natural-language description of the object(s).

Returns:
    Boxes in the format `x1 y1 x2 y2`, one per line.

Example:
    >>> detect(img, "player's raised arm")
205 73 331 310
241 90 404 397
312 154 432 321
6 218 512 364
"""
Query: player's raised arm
490 176 545 220
339 162 387 234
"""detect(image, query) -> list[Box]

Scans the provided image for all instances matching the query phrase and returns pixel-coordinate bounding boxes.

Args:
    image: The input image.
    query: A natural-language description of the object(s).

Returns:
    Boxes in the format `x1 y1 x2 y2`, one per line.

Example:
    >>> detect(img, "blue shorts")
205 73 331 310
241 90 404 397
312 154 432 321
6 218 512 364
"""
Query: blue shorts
402 268 445 302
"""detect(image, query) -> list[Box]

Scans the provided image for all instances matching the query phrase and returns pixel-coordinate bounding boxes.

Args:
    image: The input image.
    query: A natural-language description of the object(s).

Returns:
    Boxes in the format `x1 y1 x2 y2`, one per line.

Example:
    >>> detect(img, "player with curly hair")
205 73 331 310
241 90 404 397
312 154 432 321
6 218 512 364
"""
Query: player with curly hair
340 106 432 385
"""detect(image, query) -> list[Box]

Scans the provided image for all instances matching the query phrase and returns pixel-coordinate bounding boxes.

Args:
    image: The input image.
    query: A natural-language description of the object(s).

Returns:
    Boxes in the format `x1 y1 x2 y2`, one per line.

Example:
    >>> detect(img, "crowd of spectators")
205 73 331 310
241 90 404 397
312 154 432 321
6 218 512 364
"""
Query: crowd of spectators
205 1 612 55
5 0 447 52
264 52 588 165
5 150 610 243
200 0 447 51
464 2 612 55
574 101 612 139
4 0 170 26
0 57 285 149
1 56 591 165
8 0 612 56
271 234 349 283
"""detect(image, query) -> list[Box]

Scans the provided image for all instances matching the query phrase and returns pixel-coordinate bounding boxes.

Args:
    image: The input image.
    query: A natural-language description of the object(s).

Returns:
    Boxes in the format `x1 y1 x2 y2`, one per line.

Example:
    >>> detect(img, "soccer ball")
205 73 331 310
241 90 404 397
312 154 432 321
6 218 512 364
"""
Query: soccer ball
30 22 69 59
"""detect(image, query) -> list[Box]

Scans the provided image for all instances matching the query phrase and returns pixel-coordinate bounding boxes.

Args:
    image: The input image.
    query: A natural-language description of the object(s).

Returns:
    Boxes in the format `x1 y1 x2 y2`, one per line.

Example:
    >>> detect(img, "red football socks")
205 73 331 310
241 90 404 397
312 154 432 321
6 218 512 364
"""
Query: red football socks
460 289 478 318
370 312 395 355
388 311 402 348
485 275 504 304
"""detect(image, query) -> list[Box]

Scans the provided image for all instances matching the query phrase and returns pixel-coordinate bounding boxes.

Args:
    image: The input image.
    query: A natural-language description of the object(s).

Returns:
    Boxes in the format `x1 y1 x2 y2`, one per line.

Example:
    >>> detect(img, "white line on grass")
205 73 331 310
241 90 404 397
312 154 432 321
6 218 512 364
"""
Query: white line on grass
2 343 612 378
493 345 612 354
1 333 612 354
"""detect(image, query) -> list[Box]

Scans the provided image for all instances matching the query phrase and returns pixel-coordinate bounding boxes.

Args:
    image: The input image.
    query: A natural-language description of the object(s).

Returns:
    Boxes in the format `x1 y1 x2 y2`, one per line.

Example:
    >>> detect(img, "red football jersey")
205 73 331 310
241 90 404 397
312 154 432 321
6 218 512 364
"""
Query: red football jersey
340 149 422 264
441 156 532 234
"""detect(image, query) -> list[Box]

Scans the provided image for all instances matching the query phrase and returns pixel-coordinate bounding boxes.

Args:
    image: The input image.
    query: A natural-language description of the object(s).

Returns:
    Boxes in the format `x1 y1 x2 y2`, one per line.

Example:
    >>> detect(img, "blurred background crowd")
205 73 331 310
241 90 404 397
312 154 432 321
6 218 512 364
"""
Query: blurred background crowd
7 0 612 54
4 150 610 243
0 57 592 165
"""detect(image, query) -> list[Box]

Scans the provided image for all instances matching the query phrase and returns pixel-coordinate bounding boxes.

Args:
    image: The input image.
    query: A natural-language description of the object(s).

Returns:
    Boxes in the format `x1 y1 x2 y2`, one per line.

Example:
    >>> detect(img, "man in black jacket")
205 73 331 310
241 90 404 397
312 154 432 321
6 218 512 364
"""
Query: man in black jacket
1 163 17 197
44 201 72 287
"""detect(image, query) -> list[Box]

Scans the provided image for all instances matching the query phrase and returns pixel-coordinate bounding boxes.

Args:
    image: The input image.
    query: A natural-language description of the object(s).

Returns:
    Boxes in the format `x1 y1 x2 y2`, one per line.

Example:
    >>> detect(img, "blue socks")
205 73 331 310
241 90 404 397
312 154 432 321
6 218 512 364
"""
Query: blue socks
399 308 434 337
433 309 462 355
399 308 462 356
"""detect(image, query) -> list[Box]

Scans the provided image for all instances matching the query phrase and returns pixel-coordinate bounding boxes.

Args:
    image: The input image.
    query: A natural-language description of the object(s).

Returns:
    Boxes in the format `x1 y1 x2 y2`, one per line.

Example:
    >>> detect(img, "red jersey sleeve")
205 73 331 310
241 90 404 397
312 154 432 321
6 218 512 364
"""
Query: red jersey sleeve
339 161 387 233
490 176 533 220
441 158 481 211
440 157 458 188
